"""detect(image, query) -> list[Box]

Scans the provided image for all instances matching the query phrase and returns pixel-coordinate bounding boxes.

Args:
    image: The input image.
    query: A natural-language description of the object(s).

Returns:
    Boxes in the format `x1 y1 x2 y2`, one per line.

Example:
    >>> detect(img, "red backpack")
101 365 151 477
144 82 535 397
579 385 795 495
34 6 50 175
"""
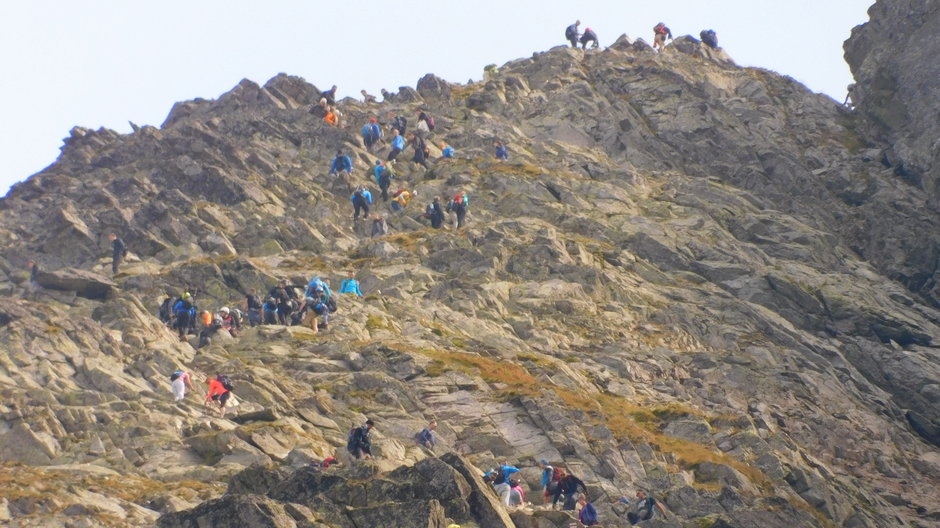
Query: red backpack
654 23 666 34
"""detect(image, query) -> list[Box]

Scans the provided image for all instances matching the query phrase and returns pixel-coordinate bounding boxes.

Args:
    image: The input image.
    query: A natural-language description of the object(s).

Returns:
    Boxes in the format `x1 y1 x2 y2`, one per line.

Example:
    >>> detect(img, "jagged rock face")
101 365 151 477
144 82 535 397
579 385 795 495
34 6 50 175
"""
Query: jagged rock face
1 7 940 528
845 0 940 204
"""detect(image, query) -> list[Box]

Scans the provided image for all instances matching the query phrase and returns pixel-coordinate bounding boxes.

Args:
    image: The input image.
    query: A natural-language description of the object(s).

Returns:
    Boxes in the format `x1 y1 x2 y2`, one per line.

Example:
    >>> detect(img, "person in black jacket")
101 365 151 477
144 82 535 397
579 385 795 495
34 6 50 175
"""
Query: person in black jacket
109 233 127 274
580 27 599 49
321 85 338 105
552 469 588 510
565 20 581 47
347 419 375 460
426 197 446 229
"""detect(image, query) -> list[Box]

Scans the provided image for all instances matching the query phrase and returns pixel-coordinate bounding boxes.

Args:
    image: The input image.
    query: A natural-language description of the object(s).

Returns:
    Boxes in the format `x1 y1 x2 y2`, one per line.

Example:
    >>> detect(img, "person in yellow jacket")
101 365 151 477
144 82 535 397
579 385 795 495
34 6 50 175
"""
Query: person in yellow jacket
390 189 417 212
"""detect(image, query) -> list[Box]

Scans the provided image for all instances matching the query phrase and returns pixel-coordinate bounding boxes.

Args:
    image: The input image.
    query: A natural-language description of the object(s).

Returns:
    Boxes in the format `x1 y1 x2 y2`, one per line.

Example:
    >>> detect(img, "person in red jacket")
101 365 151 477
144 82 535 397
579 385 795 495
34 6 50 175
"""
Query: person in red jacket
204 375 232 417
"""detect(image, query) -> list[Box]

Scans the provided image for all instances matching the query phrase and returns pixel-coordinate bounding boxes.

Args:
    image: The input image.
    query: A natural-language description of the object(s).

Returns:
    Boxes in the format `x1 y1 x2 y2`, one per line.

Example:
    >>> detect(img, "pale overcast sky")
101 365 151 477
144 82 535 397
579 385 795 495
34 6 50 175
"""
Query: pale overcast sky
0 0 873 196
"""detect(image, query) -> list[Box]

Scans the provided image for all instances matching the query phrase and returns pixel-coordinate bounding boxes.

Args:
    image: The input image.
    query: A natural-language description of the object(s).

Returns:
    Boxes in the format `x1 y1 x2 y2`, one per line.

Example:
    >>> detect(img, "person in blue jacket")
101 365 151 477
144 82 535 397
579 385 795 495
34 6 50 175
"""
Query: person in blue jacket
306 277 332 299
329 150 353 176
440 143 455 159
495 141 509 160
580 27 599 49
388 129 405 162
339 271 363 297
486 463 520 505
577 494 599 526
351 185 373 220
374 161 393 201
362 117 382 152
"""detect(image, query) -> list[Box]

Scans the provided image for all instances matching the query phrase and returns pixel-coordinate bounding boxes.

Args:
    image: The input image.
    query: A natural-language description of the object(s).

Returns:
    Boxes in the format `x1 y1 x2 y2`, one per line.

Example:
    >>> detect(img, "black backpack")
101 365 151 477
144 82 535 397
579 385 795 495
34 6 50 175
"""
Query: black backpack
327 296 338 314
170 371 182 382
216 374 234 391
347 427 362 451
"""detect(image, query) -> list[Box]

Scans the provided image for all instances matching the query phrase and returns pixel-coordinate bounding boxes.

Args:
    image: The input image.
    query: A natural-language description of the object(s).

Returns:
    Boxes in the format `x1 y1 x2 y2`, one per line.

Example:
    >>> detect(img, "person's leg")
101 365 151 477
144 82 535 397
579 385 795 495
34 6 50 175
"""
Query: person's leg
354 202 362 219
564 493 577 510
218 391 230 417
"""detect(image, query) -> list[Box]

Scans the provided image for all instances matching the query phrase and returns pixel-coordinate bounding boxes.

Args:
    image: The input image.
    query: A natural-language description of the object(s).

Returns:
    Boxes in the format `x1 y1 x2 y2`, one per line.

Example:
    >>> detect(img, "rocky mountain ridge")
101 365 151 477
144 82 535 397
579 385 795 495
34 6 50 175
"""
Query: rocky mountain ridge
0 2 939 527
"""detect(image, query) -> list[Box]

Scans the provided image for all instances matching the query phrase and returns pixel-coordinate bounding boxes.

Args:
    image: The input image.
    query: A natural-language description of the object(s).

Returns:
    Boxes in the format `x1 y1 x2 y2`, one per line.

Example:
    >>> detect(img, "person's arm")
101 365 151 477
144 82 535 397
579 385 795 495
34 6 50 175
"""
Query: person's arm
576 477 588 495
552 479 563 506
655 499 667 515
354 282 363 297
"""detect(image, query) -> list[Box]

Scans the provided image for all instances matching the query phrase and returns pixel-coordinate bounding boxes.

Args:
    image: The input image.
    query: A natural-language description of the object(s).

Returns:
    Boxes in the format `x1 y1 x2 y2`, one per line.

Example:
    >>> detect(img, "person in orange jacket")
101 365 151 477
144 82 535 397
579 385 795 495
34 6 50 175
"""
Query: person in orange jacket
204 375 233 417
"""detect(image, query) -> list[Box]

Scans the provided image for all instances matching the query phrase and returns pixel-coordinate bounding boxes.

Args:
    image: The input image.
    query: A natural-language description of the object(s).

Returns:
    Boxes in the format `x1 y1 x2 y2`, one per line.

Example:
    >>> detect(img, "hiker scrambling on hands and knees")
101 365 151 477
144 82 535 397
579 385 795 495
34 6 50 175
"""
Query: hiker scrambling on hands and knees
347 419 375 460
205 374 234 418
580 27 599 49
627 490 667 524
330 150 353 176
415 421 437 450
653 22 673 51
565 20 581 47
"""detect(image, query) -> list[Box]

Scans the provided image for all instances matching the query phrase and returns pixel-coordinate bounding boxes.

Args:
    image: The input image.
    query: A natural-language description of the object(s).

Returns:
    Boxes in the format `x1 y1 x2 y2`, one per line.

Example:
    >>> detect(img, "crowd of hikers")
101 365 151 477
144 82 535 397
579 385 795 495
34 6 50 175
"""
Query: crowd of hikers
565 19 719 52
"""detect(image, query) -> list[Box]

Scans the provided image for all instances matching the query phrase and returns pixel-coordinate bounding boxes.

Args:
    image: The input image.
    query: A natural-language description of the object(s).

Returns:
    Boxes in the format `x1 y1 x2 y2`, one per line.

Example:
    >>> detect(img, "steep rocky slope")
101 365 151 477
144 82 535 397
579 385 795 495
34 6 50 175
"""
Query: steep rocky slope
1 5 939 528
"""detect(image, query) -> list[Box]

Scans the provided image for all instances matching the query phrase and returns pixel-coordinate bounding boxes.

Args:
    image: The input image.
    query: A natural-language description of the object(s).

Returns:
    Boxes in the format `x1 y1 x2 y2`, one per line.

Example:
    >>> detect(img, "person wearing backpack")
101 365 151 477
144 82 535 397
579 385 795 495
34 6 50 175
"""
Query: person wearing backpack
577 494 599 526
351 186 373 221
580 27 599 49
170 370 194 402
426 197 446 229
329 150 353 176
653 22 672 51
387 112 407 137
159 294 176 324
447 192 469 229
361 118 382 152
565 20 581 48
391 189 417 212
387 129 405 163
109 233 127 275
173 292 194 340
205 374 234 417
347 419 375 460
539 460 562 504
375 161 394 201
700 29 718 49
490 463 521 505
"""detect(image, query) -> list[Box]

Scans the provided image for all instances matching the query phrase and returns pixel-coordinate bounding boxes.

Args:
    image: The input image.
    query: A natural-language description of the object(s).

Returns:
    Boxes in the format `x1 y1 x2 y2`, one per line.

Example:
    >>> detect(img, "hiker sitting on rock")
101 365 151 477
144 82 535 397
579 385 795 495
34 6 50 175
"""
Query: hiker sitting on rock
415 420 437 450
347 419 375 460
440 142 455 159
197 313 222 348
553 468 588 511
580 27 599 49
205 374 234 418
628 490 667 524
170 369 194 401
330 150 353 176
219 307 238 336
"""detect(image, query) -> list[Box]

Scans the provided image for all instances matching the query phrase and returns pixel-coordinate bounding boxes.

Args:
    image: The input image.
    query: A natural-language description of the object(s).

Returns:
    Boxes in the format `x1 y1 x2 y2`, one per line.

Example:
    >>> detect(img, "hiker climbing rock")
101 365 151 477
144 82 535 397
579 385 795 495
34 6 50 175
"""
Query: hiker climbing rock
205 374 234 418
170 370 194 401
415 420 437 450
540 460 562 504
339 271 363 297
300 289 329 332
24 260 40 298
388 112 407 137
330 150 353 176
360 89 377 103
508 477 525 507
321 85 338 105
553 468 588 510
244 288 262 326
440 143 455 159
580 27 599 49
306 276 332 299
374 160 393 201
485 463 520 506
388 129 405 162
425 196 446 229
408 133 429 169
391 189 416 212
627 490 667 524
352 185 373 221
262 297 279 325
361 118 382 152
653 22 673 51
578 494 599 526
109 233 127 274
495 141 509 160
173 293 195 340
700 29 718 49
347 419 375 460
565 20 581 48
270 279 297 325
447 191 469 228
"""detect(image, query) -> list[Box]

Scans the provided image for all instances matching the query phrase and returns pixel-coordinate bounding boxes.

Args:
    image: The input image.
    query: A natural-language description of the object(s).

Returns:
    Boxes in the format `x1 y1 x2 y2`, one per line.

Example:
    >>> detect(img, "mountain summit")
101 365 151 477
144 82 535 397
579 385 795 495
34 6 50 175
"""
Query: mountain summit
1 2 938 527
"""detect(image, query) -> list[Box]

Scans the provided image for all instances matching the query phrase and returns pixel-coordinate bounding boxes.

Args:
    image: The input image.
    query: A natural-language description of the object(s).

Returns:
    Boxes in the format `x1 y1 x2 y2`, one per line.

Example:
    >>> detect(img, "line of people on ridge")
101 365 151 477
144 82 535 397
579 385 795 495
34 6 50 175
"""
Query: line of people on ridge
565 20 719 52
